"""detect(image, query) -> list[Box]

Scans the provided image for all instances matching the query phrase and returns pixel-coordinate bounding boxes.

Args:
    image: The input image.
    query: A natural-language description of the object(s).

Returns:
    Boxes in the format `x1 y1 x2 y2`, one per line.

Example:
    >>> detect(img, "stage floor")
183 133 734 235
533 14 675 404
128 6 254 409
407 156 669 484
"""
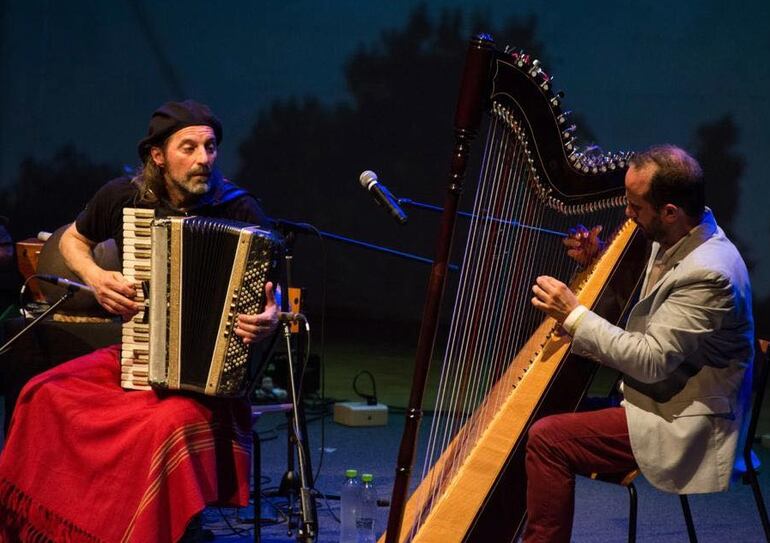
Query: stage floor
2 318 769 542
208 407 770 542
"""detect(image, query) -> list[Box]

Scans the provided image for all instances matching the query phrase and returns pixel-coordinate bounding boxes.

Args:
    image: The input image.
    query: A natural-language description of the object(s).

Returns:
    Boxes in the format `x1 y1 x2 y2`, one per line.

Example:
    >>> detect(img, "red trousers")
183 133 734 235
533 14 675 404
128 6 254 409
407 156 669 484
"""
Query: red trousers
523 407 637 543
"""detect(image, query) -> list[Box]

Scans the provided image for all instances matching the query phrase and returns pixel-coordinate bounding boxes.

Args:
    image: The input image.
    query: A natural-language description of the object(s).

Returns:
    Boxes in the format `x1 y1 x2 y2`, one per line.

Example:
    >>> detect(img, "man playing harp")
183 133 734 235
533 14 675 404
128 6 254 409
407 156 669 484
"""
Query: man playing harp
0 100 279 543
529 145 754 542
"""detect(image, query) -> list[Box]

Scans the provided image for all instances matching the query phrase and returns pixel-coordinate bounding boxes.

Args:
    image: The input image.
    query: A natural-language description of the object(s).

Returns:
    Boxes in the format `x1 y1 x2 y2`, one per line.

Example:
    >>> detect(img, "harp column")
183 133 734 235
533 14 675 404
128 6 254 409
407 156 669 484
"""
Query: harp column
383 33 496 543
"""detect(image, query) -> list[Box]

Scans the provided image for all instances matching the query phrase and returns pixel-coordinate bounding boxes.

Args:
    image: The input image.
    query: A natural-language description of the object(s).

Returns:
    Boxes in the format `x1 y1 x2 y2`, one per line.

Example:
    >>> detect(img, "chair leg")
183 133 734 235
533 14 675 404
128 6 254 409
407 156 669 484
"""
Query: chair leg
745 467 770 541
679 495 698 543
626 482 638 543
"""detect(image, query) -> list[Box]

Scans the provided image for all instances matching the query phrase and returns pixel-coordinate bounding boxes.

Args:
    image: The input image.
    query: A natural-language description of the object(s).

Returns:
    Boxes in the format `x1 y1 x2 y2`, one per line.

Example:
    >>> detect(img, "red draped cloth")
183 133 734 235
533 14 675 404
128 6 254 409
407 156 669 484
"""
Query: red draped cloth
0 345 251 543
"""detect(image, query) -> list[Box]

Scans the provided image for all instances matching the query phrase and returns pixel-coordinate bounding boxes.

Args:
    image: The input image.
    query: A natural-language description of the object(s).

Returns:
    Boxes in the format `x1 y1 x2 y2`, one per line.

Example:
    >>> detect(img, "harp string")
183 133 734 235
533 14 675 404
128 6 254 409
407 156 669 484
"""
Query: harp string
413 114 502 532
418 111 519 527
416 107 575 532
458 125 526 450
436 116 508 496
412 103 629 535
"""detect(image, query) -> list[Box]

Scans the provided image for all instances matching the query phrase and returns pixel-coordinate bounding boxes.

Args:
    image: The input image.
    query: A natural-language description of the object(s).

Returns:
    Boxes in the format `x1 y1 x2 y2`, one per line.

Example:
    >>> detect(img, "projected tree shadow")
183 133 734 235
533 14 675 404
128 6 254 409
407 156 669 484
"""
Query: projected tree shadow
694 115 744 233
236 6 549 323
0 145 118 241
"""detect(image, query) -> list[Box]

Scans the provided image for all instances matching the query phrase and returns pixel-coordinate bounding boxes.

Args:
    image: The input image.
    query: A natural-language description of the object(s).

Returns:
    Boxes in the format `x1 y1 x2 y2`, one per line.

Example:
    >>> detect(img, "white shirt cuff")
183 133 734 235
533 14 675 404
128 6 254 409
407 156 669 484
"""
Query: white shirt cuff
562 305 589 336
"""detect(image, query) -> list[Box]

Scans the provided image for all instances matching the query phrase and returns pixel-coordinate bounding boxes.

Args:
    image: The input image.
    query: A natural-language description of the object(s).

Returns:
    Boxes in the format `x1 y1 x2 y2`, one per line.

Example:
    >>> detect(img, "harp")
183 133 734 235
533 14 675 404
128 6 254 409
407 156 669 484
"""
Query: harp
383 35 648 542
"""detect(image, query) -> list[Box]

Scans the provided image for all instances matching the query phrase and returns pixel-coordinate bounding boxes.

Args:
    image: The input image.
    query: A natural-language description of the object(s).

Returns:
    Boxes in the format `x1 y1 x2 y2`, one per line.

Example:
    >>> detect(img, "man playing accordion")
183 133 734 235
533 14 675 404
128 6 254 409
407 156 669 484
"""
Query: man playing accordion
0 100 278 542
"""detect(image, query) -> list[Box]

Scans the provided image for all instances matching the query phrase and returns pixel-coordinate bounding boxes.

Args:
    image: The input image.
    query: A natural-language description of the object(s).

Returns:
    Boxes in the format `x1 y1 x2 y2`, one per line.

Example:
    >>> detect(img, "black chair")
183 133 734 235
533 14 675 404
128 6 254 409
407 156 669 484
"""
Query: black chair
590 469 642 542
593 338 770 542
678 338 770 542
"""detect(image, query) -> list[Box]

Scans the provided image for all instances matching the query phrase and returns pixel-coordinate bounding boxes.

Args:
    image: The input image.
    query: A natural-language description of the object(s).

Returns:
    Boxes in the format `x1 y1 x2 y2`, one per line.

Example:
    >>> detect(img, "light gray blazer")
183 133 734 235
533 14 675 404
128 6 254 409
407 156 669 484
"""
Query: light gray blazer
572 210 754 494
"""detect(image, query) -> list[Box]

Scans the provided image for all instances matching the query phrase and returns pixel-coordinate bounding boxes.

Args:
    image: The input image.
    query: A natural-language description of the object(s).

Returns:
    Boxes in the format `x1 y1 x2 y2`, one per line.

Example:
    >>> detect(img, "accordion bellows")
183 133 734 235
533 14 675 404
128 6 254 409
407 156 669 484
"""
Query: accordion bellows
121 208 282 397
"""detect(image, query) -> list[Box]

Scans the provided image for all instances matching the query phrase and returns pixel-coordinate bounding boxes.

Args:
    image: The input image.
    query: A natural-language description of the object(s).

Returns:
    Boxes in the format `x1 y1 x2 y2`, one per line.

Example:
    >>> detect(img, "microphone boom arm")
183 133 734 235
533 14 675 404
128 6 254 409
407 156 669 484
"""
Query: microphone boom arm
272 219 460 271
398 197 567 238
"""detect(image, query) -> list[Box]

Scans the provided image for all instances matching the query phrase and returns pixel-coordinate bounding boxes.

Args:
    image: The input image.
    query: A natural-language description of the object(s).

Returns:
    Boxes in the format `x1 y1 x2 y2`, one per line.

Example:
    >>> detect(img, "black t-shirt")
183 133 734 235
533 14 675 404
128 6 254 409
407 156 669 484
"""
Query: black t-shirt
75 175 268 254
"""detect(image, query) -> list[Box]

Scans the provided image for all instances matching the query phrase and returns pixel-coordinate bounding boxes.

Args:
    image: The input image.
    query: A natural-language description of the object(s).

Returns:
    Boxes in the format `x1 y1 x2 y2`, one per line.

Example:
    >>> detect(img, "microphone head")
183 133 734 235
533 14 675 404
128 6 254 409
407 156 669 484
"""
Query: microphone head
359 170 378 189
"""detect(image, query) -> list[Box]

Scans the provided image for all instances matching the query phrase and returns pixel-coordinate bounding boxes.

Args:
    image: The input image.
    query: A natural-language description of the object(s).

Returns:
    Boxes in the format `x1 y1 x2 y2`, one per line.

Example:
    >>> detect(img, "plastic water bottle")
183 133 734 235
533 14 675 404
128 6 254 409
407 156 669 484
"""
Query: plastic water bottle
357 473 377 543
340 469 361 543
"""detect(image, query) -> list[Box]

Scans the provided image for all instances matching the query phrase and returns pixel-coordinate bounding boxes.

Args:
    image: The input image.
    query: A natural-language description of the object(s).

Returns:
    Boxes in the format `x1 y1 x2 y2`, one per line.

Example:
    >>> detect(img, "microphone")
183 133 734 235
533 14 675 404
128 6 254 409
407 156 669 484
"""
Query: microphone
277 311 303 323
36 274 94 295
359 170 408 224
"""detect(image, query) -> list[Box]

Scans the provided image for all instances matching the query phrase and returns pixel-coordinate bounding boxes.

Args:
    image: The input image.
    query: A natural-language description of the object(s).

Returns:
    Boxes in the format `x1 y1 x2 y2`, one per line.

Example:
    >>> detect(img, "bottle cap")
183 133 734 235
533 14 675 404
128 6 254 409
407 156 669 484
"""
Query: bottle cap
346 469 358 478
361 473 373 482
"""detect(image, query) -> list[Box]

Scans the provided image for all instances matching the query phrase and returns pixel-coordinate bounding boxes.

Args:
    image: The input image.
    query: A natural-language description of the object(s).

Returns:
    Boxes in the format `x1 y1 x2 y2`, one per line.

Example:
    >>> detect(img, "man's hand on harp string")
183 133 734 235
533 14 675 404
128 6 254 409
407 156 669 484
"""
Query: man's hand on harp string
531 275 580 325
564 224 604 266
234 282 280 344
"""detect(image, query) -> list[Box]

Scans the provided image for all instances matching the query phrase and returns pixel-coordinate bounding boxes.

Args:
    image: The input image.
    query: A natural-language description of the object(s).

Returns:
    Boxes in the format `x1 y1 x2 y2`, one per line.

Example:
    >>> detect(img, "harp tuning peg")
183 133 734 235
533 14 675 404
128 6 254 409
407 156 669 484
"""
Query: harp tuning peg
550 91 565 108
528 59 542 77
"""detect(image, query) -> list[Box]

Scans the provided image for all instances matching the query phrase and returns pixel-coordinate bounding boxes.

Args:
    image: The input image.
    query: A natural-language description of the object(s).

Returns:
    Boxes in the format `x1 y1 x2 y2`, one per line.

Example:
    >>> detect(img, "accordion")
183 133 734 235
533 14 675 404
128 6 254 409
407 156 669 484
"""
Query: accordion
121 208 283 397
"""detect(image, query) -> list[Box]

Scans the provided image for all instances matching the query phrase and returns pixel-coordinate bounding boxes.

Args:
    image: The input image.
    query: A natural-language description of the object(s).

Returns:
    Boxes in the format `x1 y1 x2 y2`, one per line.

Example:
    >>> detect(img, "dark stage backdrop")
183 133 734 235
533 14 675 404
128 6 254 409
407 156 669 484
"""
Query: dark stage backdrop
1 1 768 336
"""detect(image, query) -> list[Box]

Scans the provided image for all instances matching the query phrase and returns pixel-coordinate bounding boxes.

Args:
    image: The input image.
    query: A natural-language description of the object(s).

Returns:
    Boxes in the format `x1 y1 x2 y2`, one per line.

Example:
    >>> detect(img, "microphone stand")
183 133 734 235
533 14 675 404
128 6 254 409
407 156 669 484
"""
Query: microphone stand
265 215 465 538
280 318 316 543
270 230 317 540
0 286 77 357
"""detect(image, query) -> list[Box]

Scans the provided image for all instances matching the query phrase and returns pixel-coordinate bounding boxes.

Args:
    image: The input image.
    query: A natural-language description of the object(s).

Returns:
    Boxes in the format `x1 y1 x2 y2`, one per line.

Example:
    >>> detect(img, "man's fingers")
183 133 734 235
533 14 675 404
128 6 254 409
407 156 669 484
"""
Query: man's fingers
235 317 261 334
101 297 136 318
531 284 548 301
100 290 141 315
105 290 141 310
563 238 583 248
234 327 255 344
236 313 276 335
536 275 568 294
104 277 136 298
264 281 276 307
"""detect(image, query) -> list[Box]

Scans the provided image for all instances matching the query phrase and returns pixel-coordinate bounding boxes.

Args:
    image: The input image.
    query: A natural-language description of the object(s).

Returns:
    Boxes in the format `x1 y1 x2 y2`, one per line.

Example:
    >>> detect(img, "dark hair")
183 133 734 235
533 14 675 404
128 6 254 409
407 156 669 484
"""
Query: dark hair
629 145 705 219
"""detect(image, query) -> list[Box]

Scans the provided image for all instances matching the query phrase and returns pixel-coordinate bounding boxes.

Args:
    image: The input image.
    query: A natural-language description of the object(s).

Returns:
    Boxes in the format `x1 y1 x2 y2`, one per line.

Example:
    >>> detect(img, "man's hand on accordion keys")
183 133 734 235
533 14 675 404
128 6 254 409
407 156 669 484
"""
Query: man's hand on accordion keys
234 281 280 344
87 268 142 320
564 224 604 266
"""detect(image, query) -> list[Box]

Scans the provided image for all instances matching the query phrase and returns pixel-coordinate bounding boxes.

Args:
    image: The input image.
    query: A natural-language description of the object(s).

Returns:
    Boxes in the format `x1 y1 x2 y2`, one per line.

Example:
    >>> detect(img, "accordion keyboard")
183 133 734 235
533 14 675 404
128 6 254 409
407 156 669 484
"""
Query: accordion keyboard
120 207 155 390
